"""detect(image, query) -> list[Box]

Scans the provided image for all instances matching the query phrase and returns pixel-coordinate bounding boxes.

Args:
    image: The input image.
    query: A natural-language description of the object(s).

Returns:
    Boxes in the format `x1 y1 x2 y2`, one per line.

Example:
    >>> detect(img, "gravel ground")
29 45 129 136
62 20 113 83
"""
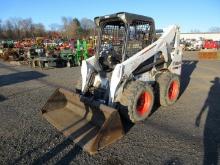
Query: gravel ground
0 51 220 165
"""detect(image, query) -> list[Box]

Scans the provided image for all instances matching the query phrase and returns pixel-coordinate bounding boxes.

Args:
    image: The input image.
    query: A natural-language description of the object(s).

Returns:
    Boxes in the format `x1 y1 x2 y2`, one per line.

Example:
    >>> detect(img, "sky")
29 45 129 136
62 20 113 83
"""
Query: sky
0 0 219 33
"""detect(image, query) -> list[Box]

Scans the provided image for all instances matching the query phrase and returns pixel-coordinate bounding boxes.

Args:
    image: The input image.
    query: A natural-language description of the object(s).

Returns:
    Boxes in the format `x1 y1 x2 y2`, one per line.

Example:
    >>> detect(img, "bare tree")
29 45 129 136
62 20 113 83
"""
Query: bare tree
0 16 96 40
80 18 95 30
61 17 83 39
17 18 33 38
61 17 73 39
49 23 62 31
32 23 46 37
9 18 21 39
5 20 14 39
209 27 220 33
0 19 2 39
190 29 201 33
0 17 48 40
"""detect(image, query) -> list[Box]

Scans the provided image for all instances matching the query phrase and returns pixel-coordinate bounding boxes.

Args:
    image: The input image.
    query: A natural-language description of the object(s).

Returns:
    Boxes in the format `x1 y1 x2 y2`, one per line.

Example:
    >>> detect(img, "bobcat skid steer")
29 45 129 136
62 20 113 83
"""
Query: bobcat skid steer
42 12 182 154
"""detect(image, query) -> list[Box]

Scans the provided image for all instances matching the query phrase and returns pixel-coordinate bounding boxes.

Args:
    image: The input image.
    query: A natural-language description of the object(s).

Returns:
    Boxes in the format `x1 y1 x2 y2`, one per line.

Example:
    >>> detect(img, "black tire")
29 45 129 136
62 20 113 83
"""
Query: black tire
118 81 154 123
157 72 180 106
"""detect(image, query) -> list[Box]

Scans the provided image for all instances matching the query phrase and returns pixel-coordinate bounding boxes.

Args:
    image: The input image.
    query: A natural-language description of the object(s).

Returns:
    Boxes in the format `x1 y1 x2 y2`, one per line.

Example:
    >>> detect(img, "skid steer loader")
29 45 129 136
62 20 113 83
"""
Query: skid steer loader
42 12 182 154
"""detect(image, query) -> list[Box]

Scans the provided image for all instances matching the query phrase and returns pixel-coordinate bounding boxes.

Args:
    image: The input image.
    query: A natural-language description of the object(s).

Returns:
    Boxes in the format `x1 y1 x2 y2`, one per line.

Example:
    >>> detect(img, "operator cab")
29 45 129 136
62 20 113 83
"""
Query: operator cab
95 12 155 71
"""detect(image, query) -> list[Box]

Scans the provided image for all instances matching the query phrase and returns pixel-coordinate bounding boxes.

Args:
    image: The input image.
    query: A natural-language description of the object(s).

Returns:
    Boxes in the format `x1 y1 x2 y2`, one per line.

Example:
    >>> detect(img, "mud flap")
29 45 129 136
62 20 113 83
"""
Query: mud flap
41 88 124 154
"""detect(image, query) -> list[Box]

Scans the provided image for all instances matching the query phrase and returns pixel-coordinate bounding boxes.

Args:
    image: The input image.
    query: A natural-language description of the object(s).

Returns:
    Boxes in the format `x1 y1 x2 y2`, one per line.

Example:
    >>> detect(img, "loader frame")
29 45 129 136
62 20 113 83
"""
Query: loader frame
81 12 182 104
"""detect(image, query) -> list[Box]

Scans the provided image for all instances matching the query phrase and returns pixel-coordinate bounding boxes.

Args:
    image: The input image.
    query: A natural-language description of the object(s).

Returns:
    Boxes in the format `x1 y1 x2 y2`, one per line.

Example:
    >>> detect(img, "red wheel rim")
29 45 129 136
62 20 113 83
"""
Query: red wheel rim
168 80 179 101
136 92 152 116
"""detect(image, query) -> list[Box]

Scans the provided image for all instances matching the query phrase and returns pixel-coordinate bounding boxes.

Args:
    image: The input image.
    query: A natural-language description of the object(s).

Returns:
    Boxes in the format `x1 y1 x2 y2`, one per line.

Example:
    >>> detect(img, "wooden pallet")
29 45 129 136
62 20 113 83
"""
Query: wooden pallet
198 50 220 60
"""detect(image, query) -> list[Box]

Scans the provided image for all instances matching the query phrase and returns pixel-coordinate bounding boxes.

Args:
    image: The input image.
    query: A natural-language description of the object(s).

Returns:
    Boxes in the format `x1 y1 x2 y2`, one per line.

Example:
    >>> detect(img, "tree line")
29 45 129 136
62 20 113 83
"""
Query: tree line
0 17 95 40
2 17 219 40
190 27 220 33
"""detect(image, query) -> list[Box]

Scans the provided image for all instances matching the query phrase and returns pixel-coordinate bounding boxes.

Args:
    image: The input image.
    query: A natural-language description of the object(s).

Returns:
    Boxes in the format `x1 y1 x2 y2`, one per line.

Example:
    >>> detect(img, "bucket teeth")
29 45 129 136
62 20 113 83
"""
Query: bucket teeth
41 88 124 154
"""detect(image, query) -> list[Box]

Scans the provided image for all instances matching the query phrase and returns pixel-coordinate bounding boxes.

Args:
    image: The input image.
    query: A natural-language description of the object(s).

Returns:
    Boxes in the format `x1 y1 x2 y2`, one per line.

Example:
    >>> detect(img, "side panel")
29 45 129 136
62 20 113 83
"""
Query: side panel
81 56 96 93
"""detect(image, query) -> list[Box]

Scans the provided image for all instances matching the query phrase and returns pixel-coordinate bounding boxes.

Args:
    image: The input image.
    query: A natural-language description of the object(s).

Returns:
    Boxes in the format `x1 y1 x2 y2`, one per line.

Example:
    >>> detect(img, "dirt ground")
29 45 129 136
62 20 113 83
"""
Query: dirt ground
0 51 220 165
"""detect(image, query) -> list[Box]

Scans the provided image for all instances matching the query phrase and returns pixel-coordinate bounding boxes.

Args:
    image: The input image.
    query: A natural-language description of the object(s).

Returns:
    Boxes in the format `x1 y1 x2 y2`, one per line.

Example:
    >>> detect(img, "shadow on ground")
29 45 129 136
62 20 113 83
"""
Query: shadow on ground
0 61 74 91
0 94 7 102
180 60 198 96
195 77 220 165
0 71 47 87
164 157 183 165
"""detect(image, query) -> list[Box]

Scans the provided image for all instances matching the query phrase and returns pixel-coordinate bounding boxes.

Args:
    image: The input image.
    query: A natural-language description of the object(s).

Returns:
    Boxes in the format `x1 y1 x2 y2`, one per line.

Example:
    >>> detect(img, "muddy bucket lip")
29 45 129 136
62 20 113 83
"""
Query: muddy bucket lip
41 88 118 117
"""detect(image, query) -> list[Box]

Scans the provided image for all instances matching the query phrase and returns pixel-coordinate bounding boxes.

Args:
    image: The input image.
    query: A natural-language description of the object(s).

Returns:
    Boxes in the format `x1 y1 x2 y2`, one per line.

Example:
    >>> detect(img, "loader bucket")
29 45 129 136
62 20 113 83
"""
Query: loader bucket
41 88 124 154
